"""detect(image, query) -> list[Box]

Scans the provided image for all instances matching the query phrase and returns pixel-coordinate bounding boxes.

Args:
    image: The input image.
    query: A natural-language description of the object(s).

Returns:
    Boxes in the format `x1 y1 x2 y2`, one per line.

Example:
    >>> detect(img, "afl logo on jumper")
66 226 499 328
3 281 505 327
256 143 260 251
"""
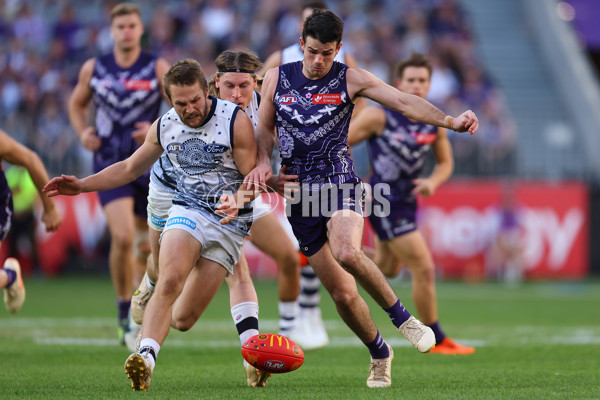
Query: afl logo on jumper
167 142 184 154
279 94 299 105
312 93 342 104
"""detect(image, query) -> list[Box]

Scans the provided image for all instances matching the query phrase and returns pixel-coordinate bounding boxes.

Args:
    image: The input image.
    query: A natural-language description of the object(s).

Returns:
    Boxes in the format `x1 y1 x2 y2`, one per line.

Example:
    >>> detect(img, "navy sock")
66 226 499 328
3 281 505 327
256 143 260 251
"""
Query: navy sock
117 300 131 327
366 331 390 359
384 299 412 328
4 268 16 288
429 321 446 344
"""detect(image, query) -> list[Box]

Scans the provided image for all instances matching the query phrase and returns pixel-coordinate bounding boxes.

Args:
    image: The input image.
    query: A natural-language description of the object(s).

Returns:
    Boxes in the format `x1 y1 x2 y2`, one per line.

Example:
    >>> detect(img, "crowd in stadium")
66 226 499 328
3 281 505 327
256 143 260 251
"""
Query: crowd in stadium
0 0 515 178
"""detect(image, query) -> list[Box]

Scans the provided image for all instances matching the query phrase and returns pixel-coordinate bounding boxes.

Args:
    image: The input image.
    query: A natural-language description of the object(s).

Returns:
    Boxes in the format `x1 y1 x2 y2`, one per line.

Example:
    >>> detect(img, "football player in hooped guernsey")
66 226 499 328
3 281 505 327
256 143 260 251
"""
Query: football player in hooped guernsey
348 53 475 355
44 59 258 391
249 9 478 388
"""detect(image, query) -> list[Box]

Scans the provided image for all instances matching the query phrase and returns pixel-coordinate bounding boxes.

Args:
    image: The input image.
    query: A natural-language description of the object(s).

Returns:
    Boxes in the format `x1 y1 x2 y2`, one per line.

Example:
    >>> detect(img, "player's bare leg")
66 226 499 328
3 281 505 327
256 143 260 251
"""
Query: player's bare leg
248 214 300 338
131 228 160 325
327 210 435 353
225 248 269 387
104 197 136 344
127 230 226 390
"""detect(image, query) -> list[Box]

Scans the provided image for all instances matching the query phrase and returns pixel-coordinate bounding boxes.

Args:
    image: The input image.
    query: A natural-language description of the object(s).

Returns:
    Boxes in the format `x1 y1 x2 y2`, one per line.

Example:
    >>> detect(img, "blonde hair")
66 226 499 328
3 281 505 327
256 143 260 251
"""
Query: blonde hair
208 50 262 97
110 3 141 22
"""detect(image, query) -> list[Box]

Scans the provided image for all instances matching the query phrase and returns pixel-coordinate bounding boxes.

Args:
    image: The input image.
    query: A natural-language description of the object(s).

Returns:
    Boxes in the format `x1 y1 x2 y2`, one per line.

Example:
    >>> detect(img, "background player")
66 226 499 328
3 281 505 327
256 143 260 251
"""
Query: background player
68 3 169 345
348 52 475 355
0 128 62 314
249 10 478 387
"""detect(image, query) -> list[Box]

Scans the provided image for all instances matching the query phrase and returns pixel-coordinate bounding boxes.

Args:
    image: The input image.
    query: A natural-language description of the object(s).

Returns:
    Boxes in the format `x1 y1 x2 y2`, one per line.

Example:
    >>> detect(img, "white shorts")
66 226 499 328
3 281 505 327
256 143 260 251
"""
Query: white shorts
162 204 244 274
147 182 175 232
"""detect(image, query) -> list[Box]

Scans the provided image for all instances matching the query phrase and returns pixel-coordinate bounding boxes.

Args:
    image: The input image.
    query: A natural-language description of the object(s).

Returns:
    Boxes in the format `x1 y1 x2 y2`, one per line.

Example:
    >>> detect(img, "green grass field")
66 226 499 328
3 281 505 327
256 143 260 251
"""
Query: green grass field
1 276 599 399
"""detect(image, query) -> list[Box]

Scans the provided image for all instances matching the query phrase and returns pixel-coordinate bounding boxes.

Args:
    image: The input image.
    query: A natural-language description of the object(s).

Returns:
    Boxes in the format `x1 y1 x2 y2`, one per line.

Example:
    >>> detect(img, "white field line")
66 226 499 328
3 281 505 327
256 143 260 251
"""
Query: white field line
2 318 599 347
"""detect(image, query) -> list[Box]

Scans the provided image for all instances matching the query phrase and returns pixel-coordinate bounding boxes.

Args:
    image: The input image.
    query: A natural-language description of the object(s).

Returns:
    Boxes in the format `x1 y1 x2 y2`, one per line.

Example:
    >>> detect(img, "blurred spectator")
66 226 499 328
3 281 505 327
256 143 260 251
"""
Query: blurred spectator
0 0 514 179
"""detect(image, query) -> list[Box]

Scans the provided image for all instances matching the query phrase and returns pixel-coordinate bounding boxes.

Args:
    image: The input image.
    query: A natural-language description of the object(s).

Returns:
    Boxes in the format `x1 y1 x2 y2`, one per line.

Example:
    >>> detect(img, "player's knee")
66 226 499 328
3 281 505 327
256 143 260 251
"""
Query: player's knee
278 251 300 275
332 245 362 271
110 229 135 250
411 260 435 284
156 274 184 300
171 314 195 331
329 285 358 309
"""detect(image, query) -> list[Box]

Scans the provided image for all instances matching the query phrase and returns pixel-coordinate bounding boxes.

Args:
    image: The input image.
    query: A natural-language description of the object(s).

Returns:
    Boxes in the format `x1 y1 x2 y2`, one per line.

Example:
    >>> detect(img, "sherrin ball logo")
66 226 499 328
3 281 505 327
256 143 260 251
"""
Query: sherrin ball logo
264 360 285 370
241 333 304 373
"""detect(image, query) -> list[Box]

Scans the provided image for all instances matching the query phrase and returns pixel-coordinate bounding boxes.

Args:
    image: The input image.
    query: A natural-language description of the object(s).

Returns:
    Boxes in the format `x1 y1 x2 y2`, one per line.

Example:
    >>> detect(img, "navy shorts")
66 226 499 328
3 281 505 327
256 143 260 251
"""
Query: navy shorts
287 180 365 257
368 194 417 241
0 190 13 241
95 161 150 217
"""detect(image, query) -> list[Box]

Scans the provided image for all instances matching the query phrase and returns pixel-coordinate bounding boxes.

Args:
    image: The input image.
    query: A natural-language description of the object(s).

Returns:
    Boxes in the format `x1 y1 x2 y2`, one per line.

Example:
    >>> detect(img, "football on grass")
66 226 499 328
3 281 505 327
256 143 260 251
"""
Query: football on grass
242 333 304 373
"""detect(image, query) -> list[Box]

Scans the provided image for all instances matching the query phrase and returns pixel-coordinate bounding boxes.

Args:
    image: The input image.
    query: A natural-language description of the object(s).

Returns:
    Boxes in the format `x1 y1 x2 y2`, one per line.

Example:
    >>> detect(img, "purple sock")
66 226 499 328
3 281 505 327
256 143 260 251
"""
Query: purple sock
384 299 412 328
366 331 390 359
117 300 131 326
4 268 17 288
429 321 446 343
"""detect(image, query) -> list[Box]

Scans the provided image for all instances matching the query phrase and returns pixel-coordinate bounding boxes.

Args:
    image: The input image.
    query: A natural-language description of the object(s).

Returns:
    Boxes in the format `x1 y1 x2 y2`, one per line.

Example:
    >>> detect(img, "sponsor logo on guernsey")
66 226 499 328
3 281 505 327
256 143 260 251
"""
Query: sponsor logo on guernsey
204 144 228 153
279 94 299 105
414 132 436 145
166 217 196 230
124 79 152 91
167 142 184 154
312 93 342 104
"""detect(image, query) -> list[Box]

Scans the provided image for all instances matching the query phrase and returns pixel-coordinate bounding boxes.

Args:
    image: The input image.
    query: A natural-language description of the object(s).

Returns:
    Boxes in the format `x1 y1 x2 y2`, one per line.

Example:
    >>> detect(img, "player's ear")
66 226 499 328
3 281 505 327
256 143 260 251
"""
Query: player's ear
299 37 305 52
336 41 342 53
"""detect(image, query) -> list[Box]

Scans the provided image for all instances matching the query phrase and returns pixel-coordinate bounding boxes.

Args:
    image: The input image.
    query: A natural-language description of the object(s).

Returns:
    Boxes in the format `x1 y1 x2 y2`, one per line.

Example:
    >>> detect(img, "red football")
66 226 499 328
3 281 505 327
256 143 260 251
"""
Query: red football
241 333 304 373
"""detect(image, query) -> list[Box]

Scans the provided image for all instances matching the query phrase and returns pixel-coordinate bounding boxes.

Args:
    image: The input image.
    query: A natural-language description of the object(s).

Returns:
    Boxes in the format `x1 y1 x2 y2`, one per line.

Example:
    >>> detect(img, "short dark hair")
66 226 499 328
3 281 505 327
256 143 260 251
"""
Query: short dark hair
394 53 432 81
163 59 208 101
110 3 141 22
302 9 343 46
301 1 327 12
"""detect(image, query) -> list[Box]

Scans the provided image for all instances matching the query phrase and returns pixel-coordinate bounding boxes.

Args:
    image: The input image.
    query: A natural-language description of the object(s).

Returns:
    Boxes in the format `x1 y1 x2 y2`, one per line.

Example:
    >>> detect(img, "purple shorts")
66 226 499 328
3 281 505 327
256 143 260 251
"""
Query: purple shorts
287 180 365 257
97 174 150 217
0 190 13 241
368 194 417 241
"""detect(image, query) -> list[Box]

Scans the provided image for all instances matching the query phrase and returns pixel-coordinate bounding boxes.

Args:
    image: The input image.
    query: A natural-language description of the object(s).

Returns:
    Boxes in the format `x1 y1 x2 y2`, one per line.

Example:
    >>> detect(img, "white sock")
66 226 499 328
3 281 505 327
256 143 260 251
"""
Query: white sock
231 301 259 346
139 338 160 369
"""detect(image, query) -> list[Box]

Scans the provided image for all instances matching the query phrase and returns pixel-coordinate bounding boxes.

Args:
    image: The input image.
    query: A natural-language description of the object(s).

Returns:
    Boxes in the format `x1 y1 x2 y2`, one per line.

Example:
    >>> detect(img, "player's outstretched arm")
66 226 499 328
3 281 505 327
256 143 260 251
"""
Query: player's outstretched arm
0 129 62 231
348 106 386 146
44 120 164 197
348 68 479 135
